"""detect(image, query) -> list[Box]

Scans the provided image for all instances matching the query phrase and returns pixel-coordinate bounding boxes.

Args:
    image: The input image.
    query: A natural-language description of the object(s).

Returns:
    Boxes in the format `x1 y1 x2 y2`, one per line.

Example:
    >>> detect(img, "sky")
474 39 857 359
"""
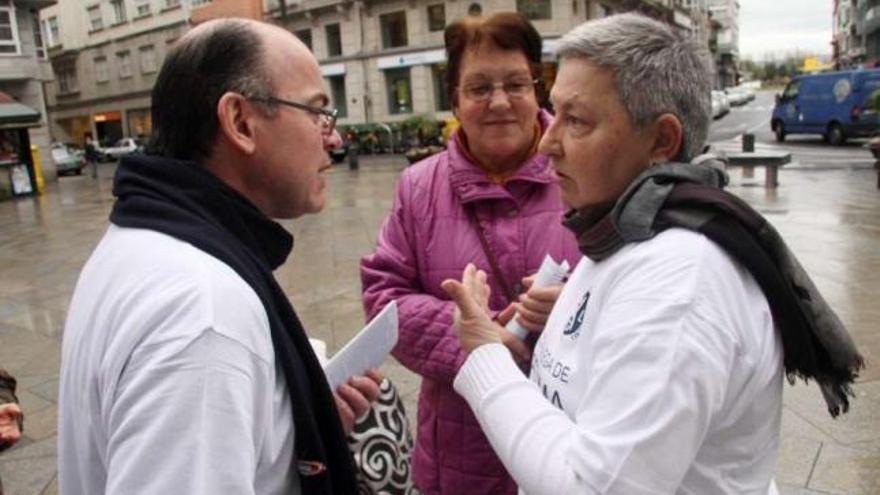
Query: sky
738 0 833 62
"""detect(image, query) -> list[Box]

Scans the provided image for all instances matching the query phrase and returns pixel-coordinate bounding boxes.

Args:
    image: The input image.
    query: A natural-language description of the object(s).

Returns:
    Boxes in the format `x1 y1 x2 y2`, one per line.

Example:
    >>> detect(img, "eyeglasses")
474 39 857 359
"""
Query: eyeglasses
250 96 338 135
458 78 540 102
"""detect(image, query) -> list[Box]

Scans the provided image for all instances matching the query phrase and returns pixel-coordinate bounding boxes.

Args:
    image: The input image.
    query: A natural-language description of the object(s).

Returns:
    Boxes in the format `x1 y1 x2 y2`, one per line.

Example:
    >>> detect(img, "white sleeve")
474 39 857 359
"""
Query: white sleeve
104 327 272 495
454 295 733 495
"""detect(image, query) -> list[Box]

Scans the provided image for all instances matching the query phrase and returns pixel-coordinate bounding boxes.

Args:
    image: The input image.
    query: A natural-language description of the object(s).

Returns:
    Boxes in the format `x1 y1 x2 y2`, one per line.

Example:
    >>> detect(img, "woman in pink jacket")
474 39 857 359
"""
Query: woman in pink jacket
361 12 581 495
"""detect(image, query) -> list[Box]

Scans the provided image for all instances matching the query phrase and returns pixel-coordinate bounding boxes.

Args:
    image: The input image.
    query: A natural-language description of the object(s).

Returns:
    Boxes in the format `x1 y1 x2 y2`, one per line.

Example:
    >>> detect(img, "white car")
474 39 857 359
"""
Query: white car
103 138 143 160
724 87 750 106
711 90 730 119
51 142 86 176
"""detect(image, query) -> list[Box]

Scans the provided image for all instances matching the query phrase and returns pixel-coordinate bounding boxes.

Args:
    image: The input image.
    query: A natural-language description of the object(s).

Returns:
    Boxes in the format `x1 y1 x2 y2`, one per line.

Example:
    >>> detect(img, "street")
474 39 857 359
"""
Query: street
708 90 877 173
0 94 878 494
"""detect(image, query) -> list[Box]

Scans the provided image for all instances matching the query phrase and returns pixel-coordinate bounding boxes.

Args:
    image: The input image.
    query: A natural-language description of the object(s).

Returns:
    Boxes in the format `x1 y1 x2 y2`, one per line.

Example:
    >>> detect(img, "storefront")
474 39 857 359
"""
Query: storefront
0 94 40 200
94 111 123 147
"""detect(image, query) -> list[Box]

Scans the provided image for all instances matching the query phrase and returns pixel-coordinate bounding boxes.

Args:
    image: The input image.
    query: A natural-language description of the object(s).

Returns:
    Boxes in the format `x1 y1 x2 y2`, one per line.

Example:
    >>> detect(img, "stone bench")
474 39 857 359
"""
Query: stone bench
725 151 792 188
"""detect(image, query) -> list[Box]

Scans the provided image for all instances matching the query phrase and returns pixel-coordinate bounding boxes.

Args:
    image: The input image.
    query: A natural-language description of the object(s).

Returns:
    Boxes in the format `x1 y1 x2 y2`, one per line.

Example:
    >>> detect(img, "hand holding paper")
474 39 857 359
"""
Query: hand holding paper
506 255 569 340
334 369 382 435
324 301 398 390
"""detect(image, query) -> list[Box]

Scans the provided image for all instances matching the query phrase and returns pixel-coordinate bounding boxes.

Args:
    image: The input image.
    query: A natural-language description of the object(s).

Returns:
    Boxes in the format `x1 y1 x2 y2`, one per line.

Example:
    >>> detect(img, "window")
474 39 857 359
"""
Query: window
782 81 800 100
385 68 412 114
110 0 127 24
328 75 347 118
427 4 445 32
95 56 109 83
87 5 103 32
516 0 551 20
164 0 180 8
380 11 408 49
32 12 45 58
432 64 450 111
117 50 132 78
134 0 151 17
57 64 78 94
139 45 156 73
295 28 312 51
0 1 20 54
45 16 59 46
325 23 341 57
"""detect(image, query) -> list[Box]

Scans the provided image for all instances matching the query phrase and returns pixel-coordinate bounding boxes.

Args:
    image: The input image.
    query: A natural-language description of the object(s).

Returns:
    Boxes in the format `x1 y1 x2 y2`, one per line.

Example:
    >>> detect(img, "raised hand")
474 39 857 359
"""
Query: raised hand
441 264 502 354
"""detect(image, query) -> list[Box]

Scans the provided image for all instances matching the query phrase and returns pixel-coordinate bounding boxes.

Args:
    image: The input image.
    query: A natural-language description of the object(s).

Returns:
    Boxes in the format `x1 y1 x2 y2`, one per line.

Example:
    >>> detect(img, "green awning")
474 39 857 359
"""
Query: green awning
0 101 41 129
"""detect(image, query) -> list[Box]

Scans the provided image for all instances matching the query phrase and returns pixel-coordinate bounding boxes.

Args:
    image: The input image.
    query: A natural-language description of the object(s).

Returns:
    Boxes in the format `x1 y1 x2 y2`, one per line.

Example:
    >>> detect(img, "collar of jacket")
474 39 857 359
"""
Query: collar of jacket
447 109 556 205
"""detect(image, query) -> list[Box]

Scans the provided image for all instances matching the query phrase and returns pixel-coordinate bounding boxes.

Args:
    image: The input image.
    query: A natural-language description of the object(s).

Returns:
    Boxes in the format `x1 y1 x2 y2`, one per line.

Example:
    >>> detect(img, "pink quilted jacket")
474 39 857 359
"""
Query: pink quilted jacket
360 111 581 495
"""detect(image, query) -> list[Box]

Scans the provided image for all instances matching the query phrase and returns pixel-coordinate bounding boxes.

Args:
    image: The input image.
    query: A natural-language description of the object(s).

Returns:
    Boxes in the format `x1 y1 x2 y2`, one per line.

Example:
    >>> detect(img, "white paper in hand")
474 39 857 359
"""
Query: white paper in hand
324 301 398 390
506 254 570 340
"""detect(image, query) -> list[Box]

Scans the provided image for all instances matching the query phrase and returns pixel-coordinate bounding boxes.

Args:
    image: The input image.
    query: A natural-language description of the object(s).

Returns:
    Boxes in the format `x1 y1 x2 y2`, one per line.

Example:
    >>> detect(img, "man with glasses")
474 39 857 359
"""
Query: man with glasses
59 18 378 495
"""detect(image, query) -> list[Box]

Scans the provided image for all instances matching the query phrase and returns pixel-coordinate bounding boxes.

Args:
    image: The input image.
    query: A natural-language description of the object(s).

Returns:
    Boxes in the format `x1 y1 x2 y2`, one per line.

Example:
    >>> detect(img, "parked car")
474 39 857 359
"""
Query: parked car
51 142 86 176
103 138 143 160
711 90 730 119
771 68 880 145
724 87 751 106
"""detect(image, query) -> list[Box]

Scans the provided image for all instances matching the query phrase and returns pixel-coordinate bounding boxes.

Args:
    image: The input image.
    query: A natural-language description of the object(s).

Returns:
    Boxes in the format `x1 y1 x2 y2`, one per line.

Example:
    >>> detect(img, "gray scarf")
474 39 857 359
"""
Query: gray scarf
563 159 864 416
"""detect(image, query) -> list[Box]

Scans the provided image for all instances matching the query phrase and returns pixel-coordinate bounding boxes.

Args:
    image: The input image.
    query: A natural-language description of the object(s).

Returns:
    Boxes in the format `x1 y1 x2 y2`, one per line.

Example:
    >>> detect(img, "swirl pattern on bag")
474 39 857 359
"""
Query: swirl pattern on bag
348 378 420 495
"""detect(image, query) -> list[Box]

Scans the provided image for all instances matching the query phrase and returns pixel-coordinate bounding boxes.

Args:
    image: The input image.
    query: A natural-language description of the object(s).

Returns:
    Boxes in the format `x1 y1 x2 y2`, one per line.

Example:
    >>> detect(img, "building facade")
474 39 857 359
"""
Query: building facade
834 0 880 68
40 0 214 147
1 0 55 180
833 0 863 68
41 0 708 146
705 0 737 88
867 0 880 66
206 0 704 128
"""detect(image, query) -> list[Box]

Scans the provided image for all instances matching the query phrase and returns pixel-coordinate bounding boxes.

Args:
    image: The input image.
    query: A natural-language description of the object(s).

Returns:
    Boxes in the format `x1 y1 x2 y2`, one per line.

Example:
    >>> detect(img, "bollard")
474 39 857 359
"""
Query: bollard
347 143 359 171
30 144 45 195
742 133 755 152
741 133 755 178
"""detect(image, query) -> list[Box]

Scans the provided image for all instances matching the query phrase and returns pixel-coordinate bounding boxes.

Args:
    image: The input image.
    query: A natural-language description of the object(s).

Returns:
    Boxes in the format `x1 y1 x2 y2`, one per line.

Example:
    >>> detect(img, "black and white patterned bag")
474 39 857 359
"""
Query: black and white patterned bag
347 378 420 495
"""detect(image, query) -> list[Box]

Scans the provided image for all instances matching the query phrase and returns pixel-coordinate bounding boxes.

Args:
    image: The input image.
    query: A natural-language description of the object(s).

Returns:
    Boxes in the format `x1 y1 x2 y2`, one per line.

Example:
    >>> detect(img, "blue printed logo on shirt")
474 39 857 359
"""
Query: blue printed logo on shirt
563 291 590 337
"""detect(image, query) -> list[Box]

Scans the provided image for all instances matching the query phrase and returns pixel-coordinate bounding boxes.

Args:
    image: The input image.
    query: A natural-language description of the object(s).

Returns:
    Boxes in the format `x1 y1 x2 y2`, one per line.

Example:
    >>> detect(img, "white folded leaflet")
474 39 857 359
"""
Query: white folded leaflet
324 301 399 390
505 254 570 340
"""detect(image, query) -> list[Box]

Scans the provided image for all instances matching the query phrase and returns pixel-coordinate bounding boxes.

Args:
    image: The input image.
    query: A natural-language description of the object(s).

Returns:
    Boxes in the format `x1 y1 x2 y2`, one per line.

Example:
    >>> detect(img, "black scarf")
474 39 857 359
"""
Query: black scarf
110 154 358 494
563 161 864 417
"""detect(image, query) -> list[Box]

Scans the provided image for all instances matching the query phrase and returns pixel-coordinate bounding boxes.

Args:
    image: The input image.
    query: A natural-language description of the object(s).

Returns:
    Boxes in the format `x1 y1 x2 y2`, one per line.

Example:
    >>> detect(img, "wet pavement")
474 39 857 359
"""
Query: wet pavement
0 154 878 494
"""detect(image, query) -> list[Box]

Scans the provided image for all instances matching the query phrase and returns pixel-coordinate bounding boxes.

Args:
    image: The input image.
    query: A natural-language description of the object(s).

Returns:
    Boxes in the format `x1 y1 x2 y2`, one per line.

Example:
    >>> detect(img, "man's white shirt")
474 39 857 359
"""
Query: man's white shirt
58 225 298 495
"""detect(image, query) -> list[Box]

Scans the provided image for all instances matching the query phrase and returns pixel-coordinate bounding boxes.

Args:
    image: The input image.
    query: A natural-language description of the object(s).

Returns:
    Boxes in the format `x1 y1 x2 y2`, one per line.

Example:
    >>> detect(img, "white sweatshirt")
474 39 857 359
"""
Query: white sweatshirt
59 225 298 495
455 228 783 495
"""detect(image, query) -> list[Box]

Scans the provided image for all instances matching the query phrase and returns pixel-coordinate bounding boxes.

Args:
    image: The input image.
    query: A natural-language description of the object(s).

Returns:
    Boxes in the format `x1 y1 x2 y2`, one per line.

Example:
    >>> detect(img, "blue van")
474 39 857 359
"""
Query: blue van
771 68 880 145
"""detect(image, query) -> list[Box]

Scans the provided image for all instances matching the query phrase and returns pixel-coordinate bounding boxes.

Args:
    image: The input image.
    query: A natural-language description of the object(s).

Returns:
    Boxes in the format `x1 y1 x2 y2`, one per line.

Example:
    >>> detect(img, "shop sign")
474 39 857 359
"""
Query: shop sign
377 49 445 69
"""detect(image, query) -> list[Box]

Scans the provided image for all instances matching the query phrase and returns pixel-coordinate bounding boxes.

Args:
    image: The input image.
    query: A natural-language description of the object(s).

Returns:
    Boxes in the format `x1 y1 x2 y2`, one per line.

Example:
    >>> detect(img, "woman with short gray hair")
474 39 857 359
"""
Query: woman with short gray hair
553 13 712 161
442 12 861 495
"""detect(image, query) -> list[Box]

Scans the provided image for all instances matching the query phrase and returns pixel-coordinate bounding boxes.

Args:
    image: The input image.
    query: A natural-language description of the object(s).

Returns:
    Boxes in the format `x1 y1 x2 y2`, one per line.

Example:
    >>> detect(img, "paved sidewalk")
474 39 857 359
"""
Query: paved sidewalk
0 156 877 494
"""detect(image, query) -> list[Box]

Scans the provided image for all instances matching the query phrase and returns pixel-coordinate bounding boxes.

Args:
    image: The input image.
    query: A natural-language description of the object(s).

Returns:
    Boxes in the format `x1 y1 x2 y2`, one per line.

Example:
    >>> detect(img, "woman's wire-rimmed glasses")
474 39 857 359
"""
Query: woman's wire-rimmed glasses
458 78 540 102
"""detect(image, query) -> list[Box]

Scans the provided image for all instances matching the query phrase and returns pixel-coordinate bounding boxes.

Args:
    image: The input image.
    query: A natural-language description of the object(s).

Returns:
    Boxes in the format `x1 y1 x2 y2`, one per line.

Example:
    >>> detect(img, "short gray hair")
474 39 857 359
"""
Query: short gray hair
555 13 712 161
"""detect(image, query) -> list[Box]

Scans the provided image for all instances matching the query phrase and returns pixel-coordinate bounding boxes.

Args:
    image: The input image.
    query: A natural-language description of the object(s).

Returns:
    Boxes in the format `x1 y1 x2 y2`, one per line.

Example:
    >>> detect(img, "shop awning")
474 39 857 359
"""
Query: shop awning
0 92 41 129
